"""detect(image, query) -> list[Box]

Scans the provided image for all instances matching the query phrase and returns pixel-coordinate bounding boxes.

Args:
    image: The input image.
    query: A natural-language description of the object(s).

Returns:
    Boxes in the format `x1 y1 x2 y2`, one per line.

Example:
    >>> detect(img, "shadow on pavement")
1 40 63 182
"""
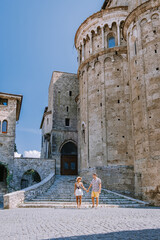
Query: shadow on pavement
43 229 160 240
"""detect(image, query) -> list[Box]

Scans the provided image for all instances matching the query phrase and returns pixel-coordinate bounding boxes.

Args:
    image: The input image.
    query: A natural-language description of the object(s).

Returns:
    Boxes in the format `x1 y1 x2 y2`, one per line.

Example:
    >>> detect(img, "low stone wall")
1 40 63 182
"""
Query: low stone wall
4 173 55 209
9 158 55 191
80 165 135 196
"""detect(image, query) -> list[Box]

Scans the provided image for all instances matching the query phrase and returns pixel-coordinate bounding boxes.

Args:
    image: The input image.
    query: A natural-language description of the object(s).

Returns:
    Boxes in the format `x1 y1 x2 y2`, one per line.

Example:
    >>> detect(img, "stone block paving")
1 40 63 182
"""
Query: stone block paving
0 207 160 240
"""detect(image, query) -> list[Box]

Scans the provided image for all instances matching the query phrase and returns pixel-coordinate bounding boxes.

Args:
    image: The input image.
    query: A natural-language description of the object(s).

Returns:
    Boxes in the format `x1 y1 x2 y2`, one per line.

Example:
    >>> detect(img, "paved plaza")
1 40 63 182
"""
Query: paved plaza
0 207 160 240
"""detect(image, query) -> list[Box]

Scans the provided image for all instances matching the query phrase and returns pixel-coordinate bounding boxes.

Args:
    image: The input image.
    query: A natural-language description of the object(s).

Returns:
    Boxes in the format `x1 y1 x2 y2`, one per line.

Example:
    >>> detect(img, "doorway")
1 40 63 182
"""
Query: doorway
0 164 7 184
61 142 78 175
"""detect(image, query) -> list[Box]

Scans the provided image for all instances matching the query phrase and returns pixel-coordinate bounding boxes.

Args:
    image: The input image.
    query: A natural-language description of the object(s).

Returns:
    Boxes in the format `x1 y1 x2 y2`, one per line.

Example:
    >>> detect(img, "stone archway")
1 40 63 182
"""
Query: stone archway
61 142 78 175
21 169 41 189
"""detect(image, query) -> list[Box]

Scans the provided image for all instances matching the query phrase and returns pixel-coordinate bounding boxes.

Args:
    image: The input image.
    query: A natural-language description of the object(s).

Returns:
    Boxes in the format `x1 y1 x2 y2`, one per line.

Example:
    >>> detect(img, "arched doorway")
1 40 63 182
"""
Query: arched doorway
0 164 7 184
21 169 41 189
61 142 78 175
0 164 7 199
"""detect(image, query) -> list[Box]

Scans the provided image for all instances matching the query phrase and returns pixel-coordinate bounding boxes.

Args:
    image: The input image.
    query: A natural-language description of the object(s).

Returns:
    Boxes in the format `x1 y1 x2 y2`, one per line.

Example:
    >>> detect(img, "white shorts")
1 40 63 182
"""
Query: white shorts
75 189 83 196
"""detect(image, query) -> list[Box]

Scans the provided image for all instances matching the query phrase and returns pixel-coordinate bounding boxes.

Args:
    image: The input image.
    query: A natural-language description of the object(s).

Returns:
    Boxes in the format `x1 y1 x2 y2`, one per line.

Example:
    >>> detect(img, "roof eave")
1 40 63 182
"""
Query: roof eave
16 96 23 121
0 92 23 121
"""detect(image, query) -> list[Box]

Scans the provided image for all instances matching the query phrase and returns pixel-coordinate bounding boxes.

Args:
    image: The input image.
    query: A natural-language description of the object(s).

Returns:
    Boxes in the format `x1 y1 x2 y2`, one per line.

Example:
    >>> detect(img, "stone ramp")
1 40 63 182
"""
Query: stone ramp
21 176 148 208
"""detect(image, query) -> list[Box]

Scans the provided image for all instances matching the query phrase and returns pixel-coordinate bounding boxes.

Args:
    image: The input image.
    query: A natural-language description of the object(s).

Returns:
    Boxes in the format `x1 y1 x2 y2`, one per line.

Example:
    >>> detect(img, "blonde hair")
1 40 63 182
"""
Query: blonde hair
76 176 82 182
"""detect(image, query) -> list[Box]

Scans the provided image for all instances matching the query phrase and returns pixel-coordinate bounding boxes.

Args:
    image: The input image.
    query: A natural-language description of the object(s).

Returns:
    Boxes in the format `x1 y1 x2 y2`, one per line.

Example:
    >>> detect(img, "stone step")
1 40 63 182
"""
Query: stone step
42 195 121 199
20 176 148 209
32 197 133 201
20 202 144 209
29 200 138 205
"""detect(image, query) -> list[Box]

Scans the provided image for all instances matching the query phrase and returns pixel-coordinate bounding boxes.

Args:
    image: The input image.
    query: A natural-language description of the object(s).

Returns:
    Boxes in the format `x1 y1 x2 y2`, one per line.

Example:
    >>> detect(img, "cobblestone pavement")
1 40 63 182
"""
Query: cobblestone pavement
0 207 160 240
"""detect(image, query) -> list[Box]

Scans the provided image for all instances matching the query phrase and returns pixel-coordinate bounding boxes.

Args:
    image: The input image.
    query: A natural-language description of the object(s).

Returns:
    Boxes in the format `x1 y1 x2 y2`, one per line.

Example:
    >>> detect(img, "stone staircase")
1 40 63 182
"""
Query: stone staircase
20 176 147 208
0 182 7 203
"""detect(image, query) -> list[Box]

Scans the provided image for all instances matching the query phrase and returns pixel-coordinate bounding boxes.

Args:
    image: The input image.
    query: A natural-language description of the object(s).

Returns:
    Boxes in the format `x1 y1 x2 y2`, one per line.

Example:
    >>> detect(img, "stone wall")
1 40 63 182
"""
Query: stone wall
124 0 160 203
8 158 55 191
4 172 55 209
81 166 134 196
0 98 17 165
128 0 149 12
41 71 79 174
75 0 160 204
75 6 134 193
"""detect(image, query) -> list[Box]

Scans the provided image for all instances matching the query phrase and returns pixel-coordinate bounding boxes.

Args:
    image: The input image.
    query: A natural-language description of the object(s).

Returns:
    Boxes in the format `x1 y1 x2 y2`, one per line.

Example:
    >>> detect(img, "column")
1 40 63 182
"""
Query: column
77 48 80 66
102 27 105 49
90 33 93 54
82 43 85 62
117 22 120 46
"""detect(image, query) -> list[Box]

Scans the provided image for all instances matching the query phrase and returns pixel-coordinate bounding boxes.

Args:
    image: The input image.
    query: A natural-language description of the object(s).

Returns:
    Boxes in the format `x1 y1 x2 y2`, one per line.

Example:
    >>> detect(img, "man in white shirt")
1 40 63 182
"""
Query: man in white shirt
87 173 102 208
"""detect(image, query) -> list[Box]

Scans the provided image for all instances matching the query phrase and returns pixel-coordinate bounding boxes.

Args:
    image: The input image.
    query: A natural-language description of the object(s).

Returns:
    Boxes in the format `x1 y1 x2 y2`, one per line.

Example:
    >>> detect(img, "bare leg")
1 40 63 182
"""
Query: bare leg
76 196 79 208
79 196 82 208
96 197 99 207
92 197 95 207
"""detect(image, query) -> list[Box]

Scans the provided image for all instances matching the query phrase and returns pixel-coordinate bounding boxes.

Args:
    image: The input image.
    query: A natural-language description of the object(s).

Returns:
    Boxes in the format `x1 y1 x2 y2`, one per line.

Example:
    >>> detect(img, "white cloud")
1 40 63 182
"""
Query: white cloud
14 152 22 158
23 150 41 158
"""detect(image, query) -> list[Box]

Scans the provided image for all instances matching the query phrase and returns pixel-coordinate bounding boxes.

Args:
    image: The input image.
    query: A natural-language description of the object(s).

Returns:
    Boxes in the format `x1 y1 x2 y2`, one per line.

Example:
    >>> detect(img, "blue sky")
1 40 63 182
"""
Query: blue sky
0 0 102 154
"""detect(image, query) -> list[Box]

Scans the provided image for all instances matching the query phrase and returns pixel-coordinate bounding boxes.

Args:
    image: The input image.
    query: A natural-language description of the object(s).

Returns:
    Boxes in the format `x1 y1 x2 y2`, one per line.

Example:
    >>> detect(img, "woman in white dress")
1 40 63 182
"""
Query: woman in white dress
74 176 87 208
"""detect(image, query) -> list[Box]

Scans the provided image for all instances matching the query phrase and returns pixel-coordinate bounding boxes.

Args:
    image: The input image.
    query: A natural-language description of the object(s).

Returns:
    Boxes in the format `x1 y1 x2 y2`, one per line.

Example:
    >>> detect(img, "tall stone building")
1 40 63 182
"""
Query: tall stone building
74 0 160 203
75 0 134 195
0 92 23 192
41 0 160 205
40 71 79 175
123 0 160 203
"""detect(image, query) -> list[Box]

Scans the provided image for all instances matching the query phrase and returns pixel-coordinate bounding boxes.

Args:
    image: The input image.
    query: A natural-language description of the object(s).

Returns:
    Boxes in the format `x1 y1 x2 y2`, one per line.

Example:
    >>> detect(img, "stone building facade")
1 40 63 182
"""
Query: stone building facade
40 71 79 175
39 0 160 205
0 92 22 194
74 0 160 204
0 92 55 197
123 0 160 204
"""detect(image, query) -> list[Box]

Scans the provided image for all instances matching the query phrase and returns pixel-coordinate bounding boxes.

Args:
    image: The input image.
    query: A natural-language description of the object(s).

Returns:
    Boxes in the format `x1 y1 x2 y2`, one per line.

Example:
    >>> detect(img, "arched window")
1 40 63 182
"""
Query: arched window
108 36 116 48
2 120 8 133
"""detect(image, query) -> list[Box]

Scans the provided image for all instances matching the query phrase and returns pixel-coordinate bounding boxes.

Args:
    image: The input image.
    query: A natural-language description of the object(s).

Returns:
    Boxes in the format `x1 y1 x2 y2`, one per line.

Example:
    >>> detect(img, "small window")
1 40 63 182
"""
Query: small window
108 36 115 48
134 41 137 55
42 136 43 147
67 107 69 112
65 118 70 127
0 98 8 106
69 91 72 97
47 118 49 125
2 120 8 133
0 121 1 132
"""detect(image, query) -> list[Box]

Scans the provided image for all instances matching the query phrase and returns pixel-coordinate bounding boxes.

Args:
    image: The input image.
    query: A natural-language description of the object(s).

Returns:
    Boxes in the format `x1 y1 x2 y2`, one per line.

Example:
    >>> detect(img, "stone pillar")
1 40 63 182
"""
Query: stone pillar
82 43 85 62
117 22 121 46
90 33 93 55
77 48 80 66
102 27 105 49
